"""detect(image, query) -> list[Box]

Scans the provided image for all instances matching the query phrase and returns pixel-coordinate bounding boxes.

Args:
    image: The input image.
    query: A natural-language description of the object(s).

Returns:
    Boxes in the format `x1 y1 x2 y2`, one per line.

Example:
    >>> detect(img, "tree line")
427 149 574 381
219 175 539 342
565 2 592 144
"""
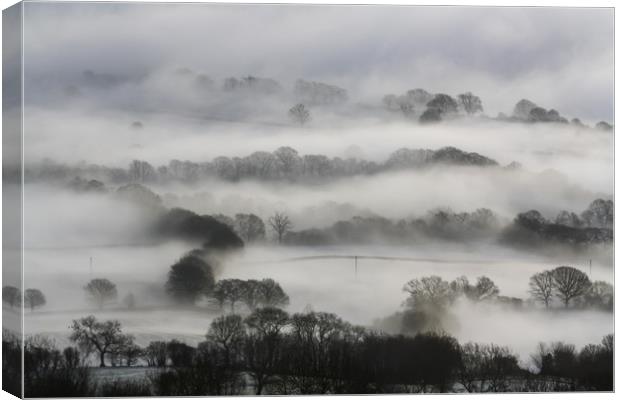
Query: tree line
165 249 290 311
74 69 613 130
502 199 613 249
25 145 500 185
381 89 613 130
207 199 610 249
4 309 612 397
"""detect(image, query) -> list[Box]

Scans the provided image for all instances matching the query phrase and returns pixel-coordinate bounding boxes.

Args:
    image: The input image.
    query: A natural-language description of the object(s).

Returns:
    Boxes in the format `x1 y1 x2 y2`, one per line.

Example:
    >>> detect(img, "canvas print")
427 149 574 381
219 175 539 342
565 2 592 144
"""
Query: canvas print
2 2 614 397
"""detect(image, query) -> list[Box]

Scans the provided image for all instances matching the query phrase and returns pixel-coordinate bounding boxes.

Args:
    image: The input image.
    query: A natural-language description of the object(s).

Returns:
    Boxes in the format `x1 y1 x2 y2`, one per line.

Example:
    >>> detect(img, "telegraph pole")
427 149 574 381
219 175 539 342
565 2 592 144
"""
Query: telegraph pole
354 256 358 278
589 259 592 278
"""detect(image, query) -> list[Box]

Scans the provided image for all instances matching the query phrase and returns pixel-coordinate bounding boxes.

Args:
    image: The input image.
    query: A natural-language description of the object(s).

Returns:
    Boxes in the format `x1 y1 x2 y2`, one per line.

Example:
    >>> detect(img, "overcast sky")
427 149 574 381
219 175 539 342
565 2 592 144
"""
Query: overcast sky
22 3 613 122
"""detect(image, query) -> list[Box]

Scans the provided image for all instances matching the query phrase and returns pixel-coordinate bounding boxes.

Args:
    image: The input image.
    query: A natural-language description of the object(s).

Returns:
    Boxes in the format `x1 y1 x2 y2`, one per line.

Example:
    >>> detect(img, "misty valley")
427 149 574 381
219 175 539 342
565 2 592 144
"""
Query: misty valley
3 4 614 396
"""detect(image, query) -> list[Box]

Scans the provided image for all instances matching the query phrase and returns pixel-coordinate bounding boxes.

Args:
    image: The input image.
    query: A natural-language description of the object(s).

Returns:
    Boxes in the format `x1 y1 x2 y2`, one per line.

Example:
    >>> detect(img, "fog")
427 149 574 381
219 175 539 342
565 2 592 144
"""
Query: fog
12 3 613 379
22 244 612 367
22 4 613 122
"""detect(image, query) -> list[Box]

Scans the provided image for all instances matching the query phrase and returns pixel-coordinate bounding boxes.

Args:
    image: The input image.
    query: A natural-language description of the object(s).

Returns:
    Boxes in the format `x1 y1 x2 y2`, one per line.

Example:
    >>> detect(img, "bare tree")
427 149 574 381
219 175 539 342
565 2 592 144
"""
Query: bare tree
529 270 554 308
207 314 247 366
24 289 46 311
69 315 129 367
268 212 293 244
244 307 290 394
551 266 591 307
84 278 118 309
288 103 311 125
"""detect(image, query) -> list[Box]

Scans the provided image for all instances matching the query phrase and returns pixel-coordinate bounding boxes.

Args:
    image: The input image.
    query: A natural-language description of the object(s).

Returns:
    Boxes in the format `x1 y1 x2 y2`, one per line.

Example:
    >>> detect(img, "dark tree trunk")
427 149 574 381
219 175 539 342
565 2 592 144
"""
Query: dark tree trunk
100 352 106 367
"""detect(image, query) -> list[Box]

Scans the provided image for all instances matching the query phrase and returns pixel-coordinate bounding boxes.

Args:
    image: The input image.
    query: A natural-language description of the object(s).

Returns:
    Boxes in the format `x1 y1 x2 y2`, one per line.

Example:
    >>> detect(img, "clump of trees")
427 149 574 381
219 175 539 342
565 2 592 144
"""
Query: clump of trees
5 303 613 395
69 315 134 367
595 121 613 131
68 176 106 193
529 266 611 309
397 275 501 335
285 208 501 246
383 88 433 118
24 145 501 185
155 207 244 250
501 199 613 249
3 286 47 312
211 278 289 312
532 335 613 391
166 252 216 304
384 88 483 123
294 79 347 105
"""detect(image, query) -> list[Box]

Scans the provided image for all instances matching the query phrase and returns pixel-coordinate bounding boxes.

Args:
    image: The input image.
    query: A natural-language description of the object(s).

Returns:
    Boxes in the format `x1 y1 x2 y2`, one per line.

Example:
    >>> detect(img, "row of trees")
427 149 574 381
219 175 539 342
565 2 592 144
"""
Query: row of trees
502 199 613 249
213 208 500 247
211 212 292 243
187 197 611 250
78 69 613 130
383 89 483 122
285 208 502 246
26 145 500 185
171 199 609 249
2 286 46 311
386 268 611 337
402 267 611 314
211 278 289 312
509 99 612 130
164 249 290 311
2 279 138 314
6 309 612 396
381 89 612 130
529 267 612 309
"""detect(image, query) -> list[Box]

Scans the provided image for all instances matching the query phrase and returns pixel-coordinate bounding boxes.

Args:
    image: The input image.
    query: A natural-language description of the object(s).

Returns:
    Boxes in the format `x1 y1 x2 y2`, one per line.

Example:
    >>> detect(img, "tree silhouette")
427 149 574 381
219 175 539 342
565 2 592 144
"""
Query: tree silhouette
234 213 266 243
2 286 20 309
268 212 293 244
258 279 290 308
457 92 483 115
69 315 129 367
288 103 311 125
24 288 46 311
84 279 117 309
551 266 591 307
529 270 554 308
166 254 215 304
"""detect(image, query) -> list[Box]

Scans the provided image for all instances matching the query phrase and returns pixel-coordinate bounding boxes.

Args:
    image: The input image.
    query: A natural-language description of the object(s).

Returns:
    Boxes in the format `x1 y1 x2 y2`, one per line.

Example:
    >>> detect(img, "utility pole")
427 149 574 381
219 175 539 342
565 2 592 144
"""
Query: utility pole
589 259 592 278
354 256 358 278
